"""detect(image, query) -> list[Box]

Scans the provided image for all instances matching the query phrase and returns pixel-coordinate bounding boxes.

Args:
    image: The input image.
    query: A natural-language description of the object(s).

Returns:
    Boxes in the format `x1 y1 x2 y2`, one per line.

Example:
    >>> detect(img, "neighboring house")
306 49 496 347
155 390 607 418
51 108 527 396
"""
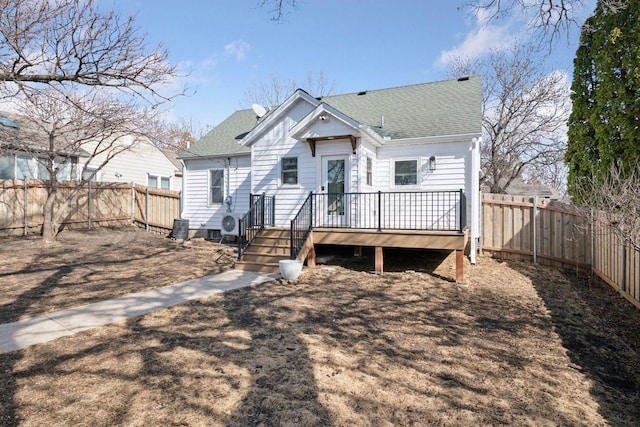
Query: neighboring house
0 111 181 191
82 136 182 191
179 77 482 279
0 113 88 180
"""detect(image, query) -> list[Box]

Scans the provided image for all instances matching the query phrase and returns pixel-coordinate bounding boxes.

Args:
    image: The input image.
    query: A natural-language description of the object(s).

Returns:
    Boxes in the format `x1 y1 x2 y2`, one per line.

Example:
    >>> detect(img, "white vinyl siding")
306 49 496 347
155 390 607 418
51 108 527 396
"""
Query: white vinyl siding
181 155 251 230
82 136 182 190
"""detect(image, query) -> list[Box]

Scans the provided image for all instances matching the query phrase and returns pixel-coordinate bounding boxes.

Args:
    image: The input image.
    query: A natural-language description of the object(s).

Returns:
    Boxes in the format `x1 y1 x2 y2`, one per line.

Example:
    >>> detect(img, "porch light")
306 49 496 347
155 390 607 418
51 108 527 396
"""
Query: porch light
429 155 436 171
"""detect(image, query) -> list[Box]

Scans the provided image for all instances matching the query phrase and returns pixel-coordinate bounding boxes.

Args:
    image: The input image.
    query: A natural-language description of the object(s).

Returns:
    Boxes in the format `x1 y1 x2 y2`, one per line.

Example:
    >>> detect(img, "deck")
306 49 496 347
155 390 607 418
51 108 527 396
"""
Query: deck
236 191 470 282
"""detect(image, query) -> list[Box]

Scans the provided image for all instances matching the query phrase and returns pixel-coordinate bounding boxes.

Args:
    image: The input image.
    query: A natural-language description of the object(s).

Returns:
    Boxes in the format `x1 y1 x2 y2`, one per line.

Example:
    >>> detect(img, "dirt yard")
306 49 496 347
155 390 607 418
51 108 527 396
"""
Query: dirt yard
1 227 639 426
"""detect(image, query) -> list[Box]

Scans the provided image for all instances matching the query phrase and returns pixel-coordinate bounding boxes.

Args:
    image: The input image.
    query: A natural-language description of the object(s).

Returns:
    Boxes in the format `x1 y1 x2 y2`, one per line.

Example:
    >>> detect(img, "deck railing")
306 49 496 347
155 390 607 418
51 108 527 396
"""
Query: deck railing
290 192 313 260
238 193 275 259
310 190 466 232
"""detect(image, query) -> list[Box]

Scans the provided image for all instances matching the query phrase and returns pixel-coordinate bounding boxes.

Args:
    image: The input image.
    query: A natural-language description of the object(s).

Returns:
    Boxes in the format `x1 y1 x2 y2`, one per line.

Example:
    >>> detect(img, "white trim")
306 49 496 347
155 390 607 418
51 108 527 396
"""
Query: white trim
147 173 171 190
383 132 482 147
240 89 320 147
280 155 299 187
208 168 225 206
289 103 361 140
178 152 251 161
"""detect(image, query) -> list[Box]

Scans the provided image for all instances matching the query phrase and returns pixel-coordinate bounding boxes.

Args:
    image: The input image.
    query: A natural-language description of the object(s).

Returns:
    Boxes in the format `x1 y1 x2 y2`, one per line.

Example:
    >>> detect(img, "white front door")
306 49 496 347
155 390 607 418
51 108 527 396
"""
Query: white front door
321 155 348 227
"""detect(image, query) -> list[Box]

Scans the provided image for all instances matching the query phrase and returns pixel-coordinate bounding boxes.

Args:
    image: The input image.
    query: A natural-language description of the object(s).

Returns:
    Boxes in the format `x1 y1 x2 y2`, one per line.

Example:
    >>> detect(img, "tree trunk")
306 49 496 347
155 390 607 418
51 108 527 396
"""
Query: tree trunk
41 186 59 245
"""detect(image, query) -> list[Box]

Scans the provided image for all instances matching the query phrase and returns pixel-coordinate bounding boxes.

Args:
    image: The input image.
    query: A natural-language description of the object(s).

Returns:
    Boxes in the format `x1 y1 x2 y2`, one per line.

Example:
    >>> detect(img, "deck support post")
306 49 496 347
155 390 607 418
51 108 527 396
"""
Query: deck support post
375 246 383 275
307 233 316 268
354 246 362 257
455 249 464 283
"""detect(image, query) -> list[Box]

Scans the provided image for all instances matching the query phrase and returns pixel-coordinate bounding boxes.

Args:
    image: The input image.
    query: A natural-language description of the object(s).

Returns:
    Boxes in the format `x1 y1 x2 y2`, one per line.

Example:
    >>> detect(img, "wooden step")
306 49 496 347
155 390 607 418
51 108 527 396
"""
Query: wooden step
235 227 293 274
235 260 281 274
241 252 289 264
251 235 291 246
257 228 290 238
248 243 290 255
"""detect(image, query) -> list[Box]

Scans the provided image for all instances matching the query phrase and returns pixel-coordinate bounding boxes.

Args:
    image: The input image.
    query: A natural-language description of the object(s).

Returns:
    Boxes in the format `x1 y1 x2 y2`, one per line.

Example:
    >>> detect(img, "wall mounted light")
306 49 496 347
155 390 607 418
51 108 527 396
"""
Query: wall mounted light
429 156 436 172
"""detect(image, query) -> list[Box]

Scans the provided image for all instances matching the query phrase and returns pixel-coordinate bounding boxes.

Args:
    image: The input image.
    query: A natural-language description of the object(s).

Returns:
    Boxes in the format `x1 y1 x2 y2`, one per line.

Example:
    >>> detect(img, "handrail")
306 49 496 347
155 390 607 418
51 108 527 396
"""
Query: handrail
310 190 467 232
290 191 313 260
238 193 275 259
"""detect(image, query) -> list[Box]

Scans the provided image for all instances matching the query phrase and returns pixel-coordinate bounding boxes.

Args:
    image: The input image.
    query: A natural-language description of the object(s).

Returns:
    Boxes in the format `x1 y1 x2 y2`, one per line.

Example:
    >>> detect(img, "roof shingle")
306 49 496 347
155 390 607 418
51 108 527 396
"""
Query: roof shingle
180 76 482 158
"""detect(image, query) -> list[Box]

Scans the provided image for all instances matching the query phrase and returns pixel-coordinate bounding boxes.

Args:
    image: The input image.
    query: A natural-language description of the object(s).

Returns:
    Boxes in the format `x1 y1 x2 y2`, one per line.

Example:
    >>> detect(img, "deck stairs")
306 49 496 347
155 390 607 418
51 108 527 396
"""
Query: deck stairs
235 227 290 274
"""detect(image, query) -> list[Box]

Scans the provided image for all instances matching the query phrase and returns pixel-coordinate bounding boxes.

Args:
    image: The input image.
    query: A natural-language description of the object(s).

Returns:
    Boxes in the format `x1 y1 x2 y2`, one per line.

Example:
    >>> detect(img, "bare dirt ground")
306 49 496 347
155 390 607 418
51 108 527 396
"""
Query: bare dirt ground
1 227 639 426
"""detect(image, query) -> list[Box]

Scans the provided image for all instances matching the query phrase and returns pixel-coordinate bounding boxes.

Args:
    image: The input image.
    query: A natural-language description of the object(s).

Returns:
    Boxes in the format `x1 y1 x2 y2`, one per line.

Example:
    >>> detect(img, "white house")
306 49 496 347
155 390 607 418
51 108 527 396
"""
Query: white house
0 111 181 191
179 77 482 280
81 136 182 191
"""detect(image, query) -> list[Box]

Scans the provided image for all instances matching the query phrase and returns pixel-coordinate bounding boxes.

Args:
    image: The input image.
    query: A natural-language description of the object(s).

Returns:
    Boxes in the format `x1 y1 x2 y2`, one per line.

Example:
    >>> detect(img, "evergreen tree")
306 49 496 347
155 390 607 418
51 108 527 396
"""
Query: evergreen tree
566 0 640 201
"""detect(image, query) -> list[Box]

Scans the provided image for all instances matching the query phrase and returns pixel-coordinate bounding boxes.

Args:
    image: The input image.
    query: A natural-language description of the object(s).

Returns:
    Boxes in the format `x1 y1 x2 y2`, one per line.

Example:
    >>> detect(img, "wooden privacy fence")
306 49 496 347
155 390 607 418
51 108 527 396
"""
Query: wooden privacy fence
482 193 640 310
0 180 180 236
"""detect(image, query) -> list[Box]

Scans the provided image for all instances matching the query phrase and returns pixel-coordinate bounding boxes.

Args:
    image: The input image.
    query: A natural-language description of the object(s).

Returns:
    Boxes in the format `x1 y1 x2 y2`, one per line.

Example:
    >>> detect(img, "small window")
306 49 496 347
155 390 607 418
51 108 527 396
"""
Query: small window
83 167 99 182
36 157 50 180
210 169 224 204
0 155 15 179
16 155 34 179
148 175 158 188
281 157 298 185
160 177 170 190
366 156 372 186
394 160 418 186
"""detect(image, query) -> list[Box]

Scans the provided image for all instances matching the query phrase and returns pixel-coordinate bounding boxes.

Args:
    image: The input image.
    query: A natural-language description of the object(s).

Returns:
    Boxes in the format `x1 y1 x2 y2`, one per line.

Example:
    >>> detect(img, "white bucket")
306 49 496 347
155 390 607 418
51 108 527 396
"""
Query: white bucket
279 260 303 280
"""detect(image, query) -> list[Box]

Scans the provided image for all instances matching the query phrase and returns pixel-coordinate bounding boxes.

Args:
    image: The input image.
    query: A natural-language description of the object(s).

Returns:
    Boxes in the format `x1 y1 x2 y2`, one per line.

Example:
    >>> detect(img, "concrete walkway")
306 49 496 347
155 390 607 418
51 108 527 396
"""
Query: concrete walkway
0 269 277 355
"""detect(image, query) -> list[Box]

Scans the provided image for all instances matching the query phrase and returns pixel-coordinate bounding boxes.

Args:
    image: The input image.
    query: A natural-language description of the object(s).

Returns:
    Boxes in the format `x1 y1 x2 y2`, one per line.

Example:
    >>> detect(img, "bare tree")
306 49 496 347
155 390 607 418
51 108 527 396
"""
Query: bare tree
465 0 587 41
578 164 640 251
258 0 298 21
449 44 571 194
243 71 335 109
0 0 181 244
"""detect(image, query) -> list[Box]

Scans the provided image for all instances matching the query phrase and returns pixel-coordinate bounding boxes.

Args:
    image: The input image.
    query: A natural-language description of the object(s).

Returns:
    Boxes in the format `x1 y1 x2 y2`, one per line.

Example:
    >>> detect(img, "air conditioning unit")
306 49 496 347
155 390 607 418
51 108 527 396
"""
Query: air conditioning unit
220 214 242 236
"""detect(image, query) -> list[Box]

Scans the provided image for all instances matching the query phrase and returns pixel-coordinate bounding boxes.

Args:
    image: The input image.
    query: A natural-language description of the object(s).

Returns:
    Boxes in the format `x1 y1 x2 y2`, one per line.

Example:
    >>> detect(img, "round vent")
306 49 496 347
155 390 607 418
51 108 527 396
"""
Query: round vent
222 215 236 233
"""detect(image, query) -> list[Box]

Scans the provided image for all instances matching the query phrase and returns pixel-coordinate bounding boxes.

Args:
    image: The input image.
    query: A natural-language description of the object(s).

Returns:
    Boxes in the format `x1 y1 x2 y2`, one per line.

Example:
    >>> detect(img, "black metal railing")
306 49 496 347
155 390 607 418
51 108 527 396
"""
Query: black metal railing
309 190 466 232
250 193 275 227
238 193 275 259
290 192 313 260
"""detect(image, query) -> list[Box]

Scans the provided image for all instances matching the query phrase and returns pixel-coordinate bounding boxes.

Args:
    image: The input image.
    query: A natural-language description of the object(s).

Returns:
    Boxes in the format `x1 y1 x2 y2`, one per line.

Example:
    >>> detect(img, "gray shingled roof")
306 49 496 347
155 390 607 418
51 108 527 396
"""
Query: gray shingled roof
179 110 254 158
180 76 482 158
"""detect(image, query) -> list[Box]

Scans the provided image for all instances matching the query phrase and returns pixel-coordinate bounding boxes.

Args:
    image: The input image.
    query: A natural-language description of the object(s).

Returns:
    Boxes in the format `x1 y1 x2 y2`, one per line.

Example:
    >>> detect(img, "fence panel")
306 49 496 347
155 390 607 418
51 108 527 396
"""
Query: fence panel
0 180 180 236
482 193 639 310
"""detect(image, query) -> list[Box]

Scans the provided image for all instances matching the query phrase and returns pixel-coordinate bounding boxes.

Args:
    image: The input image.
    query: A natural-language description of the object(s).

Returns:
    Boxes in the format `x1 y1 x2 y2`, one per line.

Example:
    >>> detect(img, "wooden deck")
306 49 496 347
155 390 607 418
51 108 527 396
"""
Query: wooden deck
302 228 469 281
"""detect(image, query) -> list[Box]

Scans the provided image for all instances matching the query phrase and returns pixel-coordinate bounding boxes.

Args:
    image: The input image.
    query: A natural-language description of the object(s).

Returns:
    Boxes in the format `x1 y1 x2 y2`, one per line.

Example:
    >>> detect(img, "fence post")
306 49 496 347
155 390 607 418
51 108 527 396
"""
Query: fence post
478 190 483 255
309 191 313 229
621 238 626 298
590 208 595 274
130 183 135 224
377 191 382 232
88 180 92 230
261 192 266 228
533 195 538 264
145 186 149 231
23 180 28 236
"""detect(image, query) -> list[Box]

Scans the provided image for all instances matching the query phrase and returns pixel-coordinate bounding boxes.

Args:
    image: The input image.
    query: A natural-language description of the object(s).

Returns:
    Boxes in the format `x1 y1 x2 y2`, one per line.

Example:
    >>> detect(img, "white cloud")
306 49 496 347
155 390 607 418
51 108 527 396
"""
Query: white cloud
436 23 517 68
435 6 529 68
224 40 251 62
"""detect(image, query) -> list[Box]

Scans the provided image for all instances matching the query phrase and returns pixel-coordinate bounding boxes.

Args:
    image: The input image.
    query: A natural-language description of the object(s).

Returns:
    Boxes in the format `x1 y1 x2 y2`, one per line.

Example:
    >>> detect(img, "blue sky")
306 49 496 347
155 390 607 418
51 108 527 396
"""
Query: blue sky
118 0 597 130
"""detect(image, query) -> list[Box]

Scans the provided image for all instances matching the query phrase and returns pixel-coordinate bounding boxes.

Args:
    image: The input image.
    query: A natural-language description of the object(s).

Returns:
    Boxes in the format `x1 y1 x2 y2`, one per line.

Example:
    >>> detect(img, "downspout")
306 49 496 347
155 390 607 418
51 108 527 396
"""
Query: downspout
179 159 186 219
470 137 481 264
